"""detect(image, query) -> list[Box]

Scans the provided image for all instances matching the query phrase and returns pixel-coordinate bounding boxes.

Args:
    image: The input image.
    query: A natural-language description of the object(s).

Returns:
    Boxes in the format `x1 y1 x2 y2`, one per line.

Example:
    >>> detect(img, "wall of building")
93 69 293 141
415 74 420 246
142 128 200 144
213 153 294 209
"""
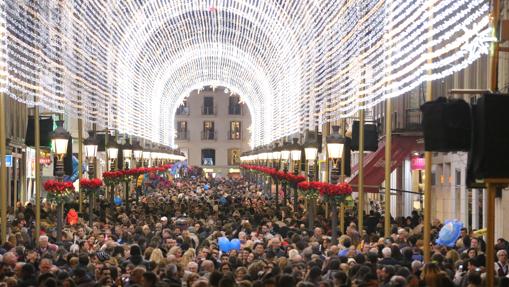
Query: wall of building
175 86 251 176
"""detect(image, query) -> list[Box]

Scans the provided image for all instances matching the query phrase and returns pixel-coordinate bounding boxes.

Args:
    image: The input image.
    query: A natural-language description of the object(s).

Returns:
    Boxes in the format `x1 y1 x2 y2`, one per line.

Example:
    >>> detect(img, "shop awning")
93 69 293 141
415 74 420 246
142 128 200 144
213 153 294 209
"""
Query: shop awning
348 136 421 193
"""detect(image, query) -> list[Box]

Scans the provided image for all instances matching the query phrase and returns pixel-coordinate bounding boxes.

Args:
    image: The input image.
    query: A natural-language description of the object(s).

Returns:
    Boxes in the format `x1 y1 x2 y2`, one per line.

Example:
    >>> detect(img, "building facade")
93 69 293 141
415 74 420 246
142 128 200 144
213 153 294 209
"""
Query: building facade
174 86 251 176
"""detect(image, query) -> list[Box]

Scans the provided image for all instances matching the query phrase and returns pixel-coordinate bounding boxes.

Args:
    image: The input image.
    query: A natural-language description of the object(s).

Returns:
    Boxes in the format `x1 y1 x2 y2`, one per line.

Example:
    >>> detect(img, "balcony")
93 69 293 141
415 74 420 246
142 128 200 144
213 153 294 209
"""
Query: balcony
201 130 217 140
201 105 217 116
228 104 242 115
228 131 241 140
176 106 190 116
176 131 189 140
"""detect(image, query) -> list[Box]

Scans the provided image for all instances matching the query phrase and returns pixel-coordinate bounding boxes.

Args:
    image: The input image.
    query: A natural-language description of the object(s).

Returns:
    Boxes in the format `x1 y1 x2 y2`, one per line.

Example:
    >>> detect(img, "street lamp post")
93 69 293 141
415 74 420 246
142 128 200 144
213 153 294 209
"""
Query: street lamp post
281 142 291 207
290 138 302 212
326 125 345 245
132 141 143 168
84 132 99 227
106 139 119 205
272 144 281 216
132 141 143 199
304 131 319 229
122 142 133 211
50 120 70 243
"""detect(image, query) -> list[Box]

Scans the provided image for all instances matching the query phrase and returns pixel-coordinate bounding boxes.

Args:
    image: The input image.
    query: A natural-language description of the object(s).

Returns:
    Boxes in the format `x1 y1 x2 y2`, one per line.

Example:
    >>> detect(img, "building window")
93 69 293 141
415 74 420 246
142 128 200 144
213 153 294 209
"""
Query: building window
455 169 461 186
229 121 241 140
203 96 214 115
176 121 188 140
229 96 241 115
176 99 189 115
202 121 215 140
228 149 241 165
202 149 215 166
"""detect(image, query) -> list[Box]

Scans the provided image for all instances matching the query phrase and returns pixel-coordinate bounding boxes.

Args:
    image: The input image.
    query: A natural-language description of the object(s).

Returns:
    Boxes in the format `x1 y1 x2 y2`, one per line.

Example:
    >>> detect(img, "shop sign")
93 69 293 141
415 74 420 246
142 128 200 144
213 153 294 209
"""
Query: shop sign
411 156 425 170
39 157 52 165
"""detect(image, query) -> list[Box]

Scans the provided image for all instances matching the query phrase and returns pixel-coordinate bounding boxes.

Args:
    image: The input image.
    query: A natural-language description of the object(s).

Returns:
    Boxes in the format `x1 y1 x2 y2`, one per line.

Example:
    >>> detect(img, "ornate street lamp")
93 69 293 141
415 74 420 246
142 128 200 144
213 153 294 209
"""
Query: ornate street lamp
84 132 99 165
122 142 133 211
50 120 70 242
122 142 133 169
326 125 345 244
51 120 70 161
271 143 281 214
106 140 119 171
326 126 346 168
132 141 143 167
288 138 302 211
143 151 151 167
271 143 281 169
280 141 291 206
304 131 319 180
84 131 99 226
303 130 319 229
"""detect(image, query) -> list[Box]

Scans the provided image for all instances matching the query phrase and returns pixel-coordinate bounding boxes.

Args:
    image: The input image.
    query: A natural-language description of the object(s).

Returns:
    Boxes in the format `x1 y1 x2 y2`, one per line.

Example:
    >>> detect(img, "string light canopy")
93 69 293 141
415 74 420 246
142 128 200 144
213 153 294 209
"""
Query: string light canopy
0 0 492 147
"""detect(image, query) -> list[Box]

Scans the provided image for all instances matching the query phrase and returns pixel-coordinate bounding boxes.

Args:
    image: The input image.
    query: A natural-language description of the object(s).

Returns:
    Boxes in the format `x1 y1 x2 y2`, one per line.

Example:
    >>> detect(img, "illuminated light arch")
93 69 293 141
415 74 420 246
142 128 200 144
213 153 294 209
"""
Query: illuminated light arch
150 47 273 147
0 0 492 147
109 1 304 144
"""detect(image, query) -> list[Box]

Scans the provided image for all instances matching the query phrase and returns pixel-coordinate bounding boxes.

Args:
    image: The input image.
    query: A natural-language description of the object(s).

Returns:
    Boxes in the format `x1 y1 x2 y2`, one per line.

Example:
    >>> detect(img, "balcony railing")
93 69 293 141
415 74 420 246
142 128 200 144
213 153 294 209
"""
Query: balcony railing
176 131 189 140
201 105 217 115
405 108 422 130
201 130 217 140
228 131 241 140
228 104 241 115
176 106 190 116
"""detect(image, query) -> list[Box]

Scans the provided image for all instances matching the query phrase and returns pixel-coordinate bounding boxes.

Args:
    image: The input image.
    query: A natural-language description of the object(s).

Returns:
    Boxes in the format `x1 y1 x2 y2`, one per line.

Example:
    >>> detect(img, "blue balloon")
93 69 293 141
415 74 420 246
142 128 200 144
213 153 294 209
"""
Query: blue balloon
230 239 241 251
218 237 230 253
436 219 463 247
114 196 123 206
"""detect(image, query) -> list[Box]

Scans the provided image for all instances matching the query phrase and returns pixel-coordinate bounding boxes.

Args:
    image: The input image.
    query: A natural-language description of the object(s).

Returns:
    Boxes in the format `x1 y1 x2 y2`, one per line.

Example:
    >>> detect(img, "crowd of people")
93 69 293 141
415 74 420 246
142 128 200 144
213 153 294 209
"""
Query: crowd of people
1 173 509 287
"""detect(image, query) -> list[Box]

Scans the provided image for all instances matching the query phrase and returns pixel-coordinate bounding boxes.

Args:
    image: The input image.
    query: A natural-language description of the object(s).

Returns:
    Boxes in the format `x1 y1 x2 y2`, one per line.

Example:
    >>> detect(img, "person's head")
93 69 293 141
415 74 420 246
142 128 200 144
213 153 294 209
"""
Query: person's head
421 262 441 285
497 249 508 264
333 270 347 287
20 263 36 279
254 243 265 255
131 266 147 284
220 253 230 264
142 271 158 287
467 248 478 259
270 238 281 249
470 237 479 250
235 267 248 282
382 247 392 258
460 228 468 238
201 259 215 273
187 261 199 273
99 266 112 286
2 252 17 267
39 235 49 248
467 257 481 273
39 258 53 274
220 263 232 273
379 265 395 282
149 248 164 265
14 262 24 277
